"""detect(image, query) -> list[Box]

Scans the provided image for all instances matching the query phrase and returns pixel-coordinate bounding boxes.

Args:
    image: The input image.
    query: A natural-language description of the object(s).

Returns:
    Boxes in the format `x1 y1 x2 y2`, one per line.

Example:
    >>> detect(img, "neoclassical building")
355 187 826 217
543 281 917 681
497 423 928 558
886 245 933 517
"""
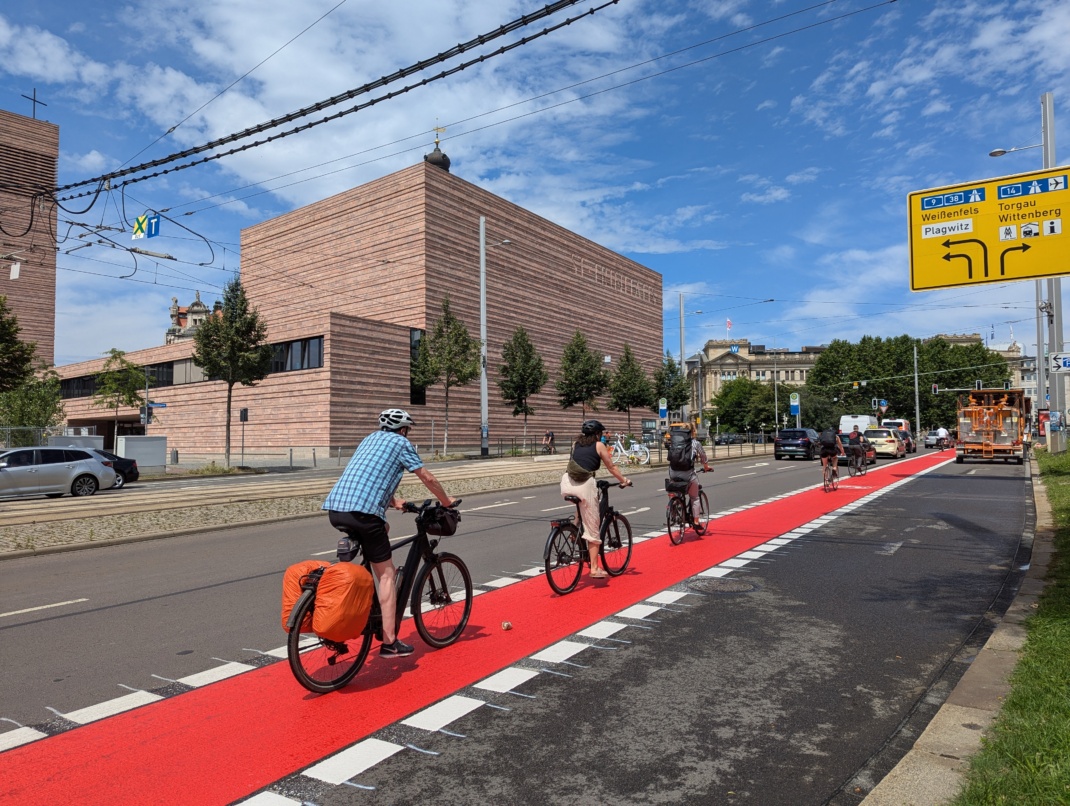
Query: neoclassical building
686 340 826 415
53 153 663 453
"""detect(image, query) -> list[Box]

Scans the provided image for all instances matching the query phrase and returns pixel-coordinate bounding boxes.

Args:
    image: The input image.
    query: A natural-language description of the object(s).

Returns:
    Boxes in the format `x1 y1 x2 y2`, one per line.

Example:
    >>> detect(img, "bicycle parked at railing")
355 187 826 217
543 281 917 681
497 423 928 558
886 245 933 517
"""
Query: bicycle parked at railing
665 468 709 544
544 479 633 594
286 499 472 693
611 433 650 465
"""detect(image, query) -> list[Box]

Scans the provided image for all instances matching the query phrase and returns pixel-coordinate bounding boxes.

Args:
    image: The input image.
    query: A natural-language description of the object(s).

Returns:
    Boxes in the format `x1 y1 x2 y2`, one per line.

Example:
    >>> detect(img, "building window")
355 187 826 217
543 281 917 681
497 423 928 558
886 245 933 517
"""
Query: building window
410 329 426 406
271 336 324 373
146 362 173 388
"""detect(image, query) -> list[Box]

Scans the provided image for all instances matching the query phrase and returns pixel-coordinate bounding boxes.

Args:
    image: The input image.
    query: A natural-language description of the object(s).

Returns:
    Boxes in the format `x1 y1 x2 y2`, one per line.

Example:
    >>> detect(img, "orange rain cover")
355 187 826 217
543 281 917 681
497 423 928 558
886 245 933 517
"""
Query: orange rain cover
280 560 329 633
311 563 375 642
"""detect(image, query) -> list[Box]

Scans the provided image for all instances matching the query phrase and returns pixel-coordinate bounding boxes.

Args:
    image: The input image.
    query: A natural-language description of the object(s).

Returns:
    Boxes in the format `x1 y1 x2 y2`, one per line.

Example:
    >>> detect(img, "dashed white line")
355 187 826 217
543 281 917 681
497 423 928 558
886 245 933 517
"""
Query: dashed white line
0 598 88 618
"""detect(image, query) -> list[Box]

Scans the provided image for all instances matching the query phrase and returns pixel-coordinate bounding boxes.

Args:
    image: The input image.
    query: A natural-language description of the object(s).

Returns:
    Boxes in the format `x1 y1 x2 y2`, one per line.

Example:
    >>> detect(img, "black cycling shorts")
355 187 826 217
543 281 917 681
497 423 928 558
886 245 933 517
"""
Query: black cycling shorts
327 510 392 564
819 445 839 459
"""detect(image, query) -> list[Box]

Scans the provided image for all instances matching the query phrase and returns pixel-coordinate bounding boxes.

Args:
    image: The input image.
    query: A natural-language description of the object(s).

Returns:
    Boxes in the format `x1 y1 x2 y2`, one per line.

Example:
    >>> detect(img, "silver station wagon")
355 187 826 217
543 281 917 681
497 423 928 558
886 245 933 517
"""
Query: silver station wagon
0 447 117 499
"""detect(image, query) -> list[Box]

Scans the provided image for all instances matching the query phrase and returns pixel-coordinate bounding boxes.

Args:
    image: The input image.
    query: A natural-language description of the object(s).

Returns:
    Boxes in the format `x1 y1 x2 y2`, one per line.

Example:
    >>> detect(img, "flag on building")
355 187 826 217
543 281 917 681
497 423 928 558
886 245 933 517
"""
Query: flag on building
726 318 732 331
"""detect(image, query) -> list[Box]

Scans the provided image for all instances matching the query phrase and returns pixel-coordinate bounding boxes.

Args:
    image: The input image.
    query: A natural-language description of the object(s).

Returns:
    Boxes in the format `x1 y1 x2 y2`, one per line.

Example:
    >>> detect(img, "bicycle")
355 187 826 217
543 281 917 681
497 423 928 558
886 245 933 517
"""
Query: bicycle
665 469 710 545
611 433 650 465
541 441 557 455
543 479 633 595
822 456 840 492
846 448 867 477
286 499 472 693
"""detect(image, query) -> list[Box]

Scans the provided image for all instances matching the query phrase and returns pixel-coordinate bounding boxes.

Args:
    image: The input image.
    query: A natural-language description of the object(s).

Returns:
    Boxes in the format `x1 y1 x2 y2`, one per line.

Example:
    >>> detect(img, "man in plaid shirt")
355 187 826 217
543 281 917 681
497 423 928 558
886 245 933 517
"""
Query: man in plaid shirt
324 408 456 657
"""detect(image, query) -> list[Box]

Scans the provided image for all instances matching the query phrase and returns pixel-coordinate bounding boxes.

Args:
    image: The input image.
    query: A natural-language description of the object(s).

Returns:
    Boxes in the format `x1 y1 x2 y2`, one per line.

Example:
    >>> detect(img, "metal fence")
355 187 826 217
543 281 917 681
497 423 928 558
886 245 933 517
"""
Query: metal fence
0 426 93 449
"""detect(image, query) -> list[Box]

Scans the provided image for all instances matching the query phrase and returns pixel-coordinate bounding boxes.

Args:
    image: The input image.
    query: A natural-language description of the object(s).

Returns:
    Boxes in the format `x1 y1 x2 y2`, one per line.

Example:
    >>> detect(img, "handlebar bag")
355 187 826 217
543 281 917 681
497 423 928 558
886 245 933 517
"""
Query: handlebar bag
312 562 375 642
281 559 329 633
664 478 690 494
425 506 461 536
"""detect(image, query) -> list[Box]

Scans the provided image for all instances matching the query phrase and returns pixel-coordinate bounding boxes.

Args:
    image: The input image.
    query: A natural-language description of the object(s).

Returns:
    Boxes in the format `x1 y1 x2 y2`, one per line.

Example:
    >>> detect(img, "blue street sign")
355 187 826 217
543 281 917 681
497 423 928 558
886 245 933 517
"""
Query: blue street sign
147 214 161 238
148 402 167 408
729 345 739 353
879 399 887 407
920 187 985 210
998 175 1067 199
789 403 799 416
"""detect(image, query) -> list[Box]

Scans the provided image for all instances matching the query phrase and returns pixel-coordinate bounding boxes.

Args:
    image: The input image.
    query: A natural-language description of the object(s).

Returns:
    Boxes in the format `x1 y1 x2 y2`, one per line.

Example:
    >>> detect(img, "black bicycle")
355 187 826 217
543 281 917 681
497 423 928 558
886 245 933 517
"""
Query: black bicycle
544 479 633 595
286 499 472 693
665 469 709 545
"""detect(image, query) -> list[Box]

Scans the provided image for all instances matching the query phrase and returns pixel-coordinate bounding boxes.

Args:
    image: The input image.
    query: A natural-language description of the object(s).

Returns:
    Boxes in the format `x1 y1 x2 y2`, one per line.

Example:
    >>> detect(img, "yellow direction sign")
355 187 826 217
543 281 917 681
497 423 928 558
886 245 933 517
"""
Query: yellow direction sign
908 166 1069 291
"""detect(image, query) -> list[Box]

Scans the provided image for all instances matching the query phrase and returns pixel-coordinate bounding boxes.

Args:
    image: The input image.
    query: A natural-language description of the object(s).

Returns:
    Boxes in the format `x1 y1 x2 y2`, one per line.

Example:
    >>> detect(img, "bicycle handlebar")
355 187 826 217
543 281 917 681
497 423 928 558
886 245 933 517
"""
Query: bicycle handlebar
402 499 463 514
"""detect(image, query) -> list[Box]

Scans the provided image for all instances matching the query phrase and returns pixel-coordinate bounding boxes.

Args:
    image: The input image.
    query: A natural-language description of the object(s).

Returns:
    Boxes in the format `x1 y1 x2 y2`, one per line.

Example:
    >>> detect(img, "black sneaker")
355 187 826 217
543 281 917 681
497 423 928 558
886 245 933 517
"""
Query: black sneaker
380 639 415 657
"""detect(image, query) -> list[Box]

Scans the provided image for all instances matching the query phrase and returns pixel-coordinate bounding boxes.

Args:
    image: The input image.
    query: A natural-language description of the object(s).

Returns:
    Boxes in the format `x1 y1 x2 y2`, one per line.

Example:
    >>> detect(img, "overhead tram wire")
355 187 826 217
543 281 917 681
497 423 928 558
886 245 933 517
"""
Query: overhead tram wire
52 0 595 197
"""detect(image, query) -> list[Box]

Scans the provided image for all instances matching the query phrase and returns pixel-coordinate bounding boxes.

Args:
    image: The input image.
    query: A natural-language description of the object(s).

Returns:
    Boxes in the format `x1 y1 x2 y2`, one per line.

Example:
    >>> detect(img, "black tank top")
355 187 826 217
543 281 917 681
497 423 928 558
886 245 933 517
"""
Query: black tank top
571 441 602 472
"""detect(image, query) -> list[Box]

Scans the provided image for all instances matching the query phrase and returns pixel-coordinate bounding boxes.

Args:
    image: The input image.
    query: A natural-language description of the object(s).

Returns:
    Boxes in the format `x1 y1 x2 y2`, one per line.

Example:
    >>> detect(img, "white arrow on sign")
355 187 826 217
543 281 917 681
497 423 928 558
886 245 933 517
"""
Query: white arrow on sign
1051 353 1070 373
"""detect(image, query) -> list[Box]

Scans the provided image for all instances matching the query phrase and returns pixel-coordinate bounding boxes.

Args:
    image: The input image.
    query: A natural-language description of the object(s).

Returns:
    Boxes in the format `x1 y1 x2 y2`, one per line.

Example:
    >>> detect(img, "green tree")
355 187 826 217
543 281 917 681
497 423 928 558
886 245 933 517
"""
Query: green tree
652 352 689 416
0 366 66 446
192 278 273 466
555 330 608 417
92 349 147 443
710 377 764 433
497 326 548 447
0 295 36 393
609 344 654 432
411 295 480 455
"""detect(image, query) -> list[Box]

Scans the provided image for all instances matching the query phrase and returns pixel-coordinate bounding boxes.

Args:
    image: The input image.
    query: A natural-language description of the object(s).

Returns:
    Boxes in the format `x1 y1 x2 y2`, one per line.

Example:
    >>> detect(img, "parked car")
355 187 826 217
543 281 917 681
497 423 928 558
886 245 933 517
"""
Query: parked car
896 429 917 453
864 427 906 459
0 447 116 499
774 428 820 460
89 448 139 489
923 429 941 449
837 434 878 466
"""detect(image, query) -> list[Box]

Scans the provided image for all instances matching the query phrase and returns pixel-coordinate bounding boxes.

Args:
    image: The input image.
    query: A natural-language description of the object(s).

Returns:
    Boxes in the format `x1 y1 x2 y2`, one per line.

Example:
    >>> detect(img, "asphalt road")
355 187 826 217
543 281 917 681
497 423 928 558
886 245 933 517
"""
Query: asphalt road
0 453 1031 804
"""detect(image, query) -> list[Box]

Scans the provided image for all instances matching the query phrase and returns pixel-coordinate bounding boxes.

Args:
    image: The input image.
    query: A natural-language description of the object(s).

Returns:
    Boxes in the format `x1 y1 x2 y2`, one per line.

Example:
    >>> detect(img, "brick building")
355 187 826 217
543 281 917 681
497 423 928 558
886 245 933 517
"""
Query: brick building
54 156 663 454
0 109 58 365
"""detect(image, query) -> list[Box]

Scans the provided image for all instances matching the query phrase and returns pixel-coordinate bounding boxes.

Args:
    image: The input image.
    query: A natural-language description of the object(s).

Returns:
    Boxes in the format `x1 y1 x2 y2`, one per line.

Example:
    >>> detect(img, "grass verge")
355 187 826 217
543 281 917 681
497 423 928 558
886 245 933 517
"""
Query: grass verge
952 451 1070 805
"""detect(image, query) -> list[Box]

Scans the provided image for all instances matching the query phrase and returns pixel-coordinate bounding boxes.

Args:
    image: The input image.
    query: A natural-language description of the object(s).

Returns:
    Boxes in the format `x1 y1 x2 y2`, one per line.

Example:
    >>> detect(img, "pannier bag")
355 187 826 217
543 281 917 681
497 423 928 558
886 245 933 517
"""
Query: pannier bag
424 506 461 536
281 559 329 633
664 478 690 494
311 562 375 642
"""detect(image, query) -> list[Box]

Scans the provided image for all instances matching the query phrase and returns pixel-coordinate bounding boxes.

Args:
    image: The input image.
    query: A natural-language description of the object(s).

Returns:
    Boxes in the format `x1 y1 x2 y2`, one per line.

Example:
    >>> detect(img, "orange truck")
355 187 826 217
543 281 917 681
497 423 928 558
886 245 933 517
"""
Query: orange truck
955 388 1029 465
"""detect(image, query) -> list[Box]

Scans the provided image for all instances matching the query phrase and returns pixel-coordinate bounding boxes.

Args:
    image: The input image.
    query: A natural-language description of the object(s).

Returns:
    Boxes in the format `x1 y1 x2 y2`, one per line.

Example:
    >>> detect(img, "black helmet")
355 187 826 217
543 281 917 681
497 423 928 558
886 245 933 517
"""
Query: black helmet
581 419 604 436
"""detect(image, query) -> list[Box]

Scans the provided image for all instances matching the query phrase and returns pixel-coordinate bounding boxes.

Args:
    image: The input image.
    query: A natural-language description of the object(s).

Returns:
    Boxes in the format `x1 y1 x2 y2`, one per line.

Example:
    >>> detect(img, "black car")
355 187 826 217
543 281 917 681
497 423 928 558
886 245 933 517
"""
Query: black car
89 448 139 489
774 428 820 460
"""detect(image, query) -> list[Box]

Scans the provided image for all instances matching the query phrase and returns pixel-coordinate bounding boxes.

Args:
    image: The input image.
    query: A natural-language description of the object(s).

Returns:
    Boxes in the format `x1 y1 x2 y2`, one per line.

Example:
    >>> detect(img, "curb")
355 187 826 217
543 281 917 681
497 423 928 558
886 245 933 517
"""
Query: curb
859 457 1050 804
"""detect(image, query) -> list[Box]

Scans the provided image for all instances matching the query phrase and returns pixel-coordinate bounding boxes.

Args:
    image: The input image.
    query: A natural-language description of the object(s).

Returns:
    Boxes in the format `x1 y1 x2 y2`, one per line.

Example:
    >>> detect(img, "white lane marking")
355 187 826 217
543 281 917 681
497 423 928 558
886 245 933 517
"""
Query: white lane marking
178 662 255 688
303 738 404 785
310 549 336 556
0 726 48 752
518 567 544 577
531 640 589 663
474 667 539 693
698 567 734 578
967 469 977 476
240 792 299 805
578 621 628 639
728 472 756 478
877 541 904 556
462 501 517 512
617 603 661 620
401 695 483 732
484 577 522 588
59 690 163 724
647 591 690 605
621 506 650 516
0 598 88 618
522 496 537 500
746 462 769 468
540 504 575 512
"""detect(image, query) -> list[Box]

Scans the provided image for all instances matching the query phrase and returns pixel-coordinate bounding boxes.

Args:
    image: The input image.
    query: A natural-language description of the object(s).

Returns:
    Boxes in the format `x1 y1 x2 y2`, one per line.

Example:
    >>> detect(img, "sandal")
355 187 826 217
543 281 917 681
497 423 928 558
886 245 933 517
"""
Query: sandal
590 567 608 579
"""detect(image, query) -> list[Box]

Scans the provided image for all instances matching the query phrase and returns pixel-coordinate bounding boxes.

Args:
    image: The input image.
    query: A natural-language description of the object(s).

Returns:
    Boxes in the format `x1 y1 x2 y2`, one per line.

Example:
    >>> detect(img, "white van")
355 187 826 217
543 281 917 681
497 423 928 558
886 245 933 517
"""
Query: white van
840 414 878 433
881 418 911 434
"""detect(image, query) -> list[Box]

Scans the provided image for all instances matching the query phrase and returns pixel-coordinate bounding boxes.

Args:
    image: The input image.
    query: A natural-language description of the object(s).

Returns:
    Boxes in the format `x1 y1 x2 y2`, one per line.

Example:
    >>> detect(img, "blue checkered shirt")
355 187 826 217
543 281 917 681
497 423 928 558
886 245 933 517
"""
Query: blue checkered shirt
322 430 424 520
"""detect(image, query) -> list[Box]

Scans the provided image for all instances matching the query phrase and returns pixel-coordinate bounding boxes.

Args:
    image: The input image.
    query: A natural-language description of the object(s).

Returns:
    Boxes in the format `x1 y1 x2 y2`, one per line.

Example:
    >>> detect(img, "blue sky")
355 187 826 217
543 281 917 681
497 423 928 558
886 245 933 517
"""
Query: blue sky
0 0 1067 367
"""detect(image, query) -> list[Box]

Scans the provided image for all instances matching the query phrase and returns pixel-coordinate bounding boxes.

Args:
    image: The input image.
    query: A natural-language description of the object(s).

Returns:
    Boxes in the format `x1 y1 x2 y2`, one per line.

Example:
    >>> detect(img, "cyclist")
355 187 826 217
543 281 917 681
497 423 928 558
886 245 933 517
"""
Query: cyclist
818 424 844 478
936 425 950 448
845 425 865 468
323 408 457 658
542 429 556 454
667 423 712 522
560 419 632 579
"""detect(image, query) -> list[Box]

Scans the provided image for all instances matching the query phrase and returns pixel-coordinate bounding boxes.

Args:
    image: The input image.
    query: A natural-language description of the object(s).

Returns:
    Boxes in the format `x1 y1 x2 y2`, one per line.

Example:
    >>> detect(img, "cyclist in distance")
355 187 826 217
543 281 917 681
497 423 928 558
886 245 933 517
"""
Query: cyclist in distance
560 419 632 579
936 424 950 448
542 428 556 454
667 423 712 522
818 424 844 477
845 425 865 467
322 408 457 658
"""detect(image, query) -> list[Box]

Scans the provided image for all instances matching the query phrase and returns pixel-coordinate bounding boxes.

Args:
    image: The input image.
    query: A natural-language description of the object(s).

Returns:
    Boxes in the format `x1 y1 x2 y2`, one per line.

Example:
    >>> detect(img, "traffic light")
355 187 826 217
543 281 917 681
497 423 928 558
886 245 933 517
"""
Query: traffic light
1003 381 1011 390
975 379 983 390
932 383 939 394
139 406 149 424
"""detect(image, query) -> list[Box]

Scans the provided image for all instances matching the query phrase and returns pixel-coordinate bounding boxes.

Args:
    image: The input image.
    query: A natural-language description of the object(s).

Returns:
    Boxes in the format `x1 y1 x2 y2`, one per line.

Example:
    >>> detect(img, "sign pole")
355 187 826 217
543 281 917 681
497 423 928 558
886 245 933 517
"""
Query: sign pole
1042 92 1064 452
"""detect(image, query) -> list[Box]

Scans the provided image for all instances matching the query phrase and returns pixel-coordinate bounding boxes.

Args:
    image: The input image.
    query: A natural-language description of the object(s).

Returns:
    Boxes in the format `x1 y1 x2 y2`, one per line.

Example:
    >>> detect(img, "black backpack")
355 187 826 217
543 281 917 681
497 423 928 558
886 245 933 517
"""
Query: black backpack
819 427 837 446
668 431 693 472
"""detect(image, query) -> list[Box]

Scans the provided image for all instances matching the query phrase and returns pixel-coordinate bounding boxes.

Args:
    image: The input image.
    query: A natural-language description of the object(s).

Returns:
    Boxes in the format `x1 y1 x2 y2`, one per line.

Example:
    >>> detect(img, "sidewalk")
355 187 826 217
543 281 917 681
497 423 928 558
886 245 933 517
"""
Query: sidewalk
860 457 1051 804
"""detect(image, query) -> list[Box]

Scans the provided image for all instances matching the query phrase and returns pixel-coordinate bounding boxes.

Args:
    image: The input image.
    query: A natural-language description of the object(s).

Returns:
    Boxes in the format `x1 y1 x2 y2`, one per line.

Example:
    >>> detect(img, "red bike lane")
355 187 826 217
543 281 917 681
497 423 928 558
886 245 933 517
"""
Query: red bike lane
0 454 949 805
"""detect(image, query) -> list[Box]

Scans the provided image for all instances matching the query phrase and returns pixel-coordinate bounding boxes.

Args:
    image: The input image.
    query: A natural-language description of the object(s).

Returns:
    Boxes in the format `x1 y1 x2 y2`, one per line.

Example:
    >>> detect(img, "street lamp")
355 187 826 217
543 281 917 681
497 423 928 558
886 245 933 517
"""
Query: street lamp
478 217 511 458
990 92 1060 450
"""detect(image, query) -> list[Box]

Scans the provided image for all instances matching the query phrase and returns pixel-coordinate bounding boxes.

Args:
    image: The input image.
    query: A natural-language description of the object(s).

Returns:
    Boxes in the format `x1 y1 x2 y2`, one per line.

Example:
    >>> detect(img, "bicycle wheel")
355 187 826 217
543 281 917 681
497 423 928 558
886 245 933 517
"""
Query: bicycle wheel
636 445 650 465
692 491 710 535
600 514 632 576
822 463 833 492
859 455 867 476
666 496 687 545
412 553 473 648
847 456 860 477
287 590 372 694
544 525 583 595
829 465 840 491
